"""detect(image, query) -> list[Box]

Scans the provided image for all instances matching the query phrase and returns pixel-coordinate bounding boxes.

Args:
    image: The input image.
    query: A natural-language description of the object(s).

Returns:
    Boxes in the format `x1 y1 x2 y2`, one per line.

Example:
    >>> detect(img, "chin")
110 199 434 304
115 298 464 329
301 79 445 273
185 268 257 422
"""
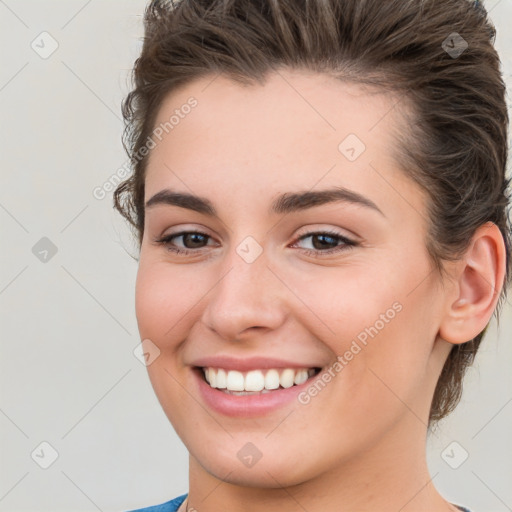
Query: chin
192 446 319 489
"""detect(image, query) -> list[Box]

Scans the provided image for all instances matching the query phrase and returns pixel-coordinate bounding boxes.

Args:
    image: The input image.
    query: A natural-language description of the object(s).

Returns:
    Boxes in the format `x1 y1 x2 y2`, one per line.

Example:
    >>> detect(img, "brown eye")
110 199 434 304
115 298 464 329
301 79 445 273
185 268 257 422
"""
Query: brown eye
309 234 339 250
154 230 216 255
180 232 209 248
292 231 357 257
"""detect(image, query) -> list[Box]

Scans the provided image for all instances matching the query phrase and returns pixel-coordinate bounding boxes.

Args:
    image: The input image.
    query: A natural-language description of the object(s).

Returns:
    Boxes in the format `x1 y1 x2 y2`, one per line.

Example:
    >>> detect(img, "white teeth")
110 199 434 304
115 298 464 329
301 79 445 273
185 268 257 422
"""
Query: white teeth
279 368 295 388
208 368 216 387
245 370 265 392
226 370 245 391
294 369 309 385
202 367 318 392
216 368 227 389
264 369 280 390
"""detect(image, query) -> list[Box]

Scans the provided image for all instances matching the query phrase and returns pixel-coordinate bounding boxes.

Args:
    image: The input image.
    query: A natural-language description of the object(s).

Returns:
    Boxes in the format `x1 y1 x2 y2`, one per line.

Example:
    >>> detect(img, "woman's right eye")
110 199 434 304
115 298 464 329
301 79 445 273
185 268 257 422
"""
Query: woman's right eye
154 231 215 255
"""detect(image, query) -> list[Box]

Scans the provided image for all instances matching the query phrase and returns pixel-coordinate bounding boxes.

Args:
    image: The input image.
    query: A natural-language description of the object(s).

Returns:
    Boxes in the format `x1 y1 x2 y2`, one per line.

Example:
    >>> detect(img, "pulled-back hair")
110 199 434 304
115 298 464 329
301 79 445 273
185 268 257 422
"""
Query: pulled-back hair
114 0 511 424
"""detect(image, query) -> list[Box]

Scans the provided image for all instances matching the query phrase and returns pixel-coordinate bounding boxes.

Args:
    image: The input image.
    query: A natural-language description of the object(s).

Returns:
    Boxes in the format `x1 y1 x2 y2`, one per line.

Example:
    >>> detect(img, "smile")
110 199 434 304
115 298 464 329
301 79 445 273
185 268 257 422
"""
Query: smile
201 367 321 394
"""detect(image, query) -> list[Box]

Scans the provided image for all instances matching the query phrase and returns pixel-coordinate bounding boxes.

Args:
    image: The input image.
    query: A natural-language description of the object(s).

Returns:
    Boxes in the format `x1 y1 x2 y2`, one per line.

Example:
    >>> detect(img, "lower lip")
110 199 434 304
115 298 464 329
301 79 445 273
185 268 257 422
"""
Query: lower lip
193 368 319 417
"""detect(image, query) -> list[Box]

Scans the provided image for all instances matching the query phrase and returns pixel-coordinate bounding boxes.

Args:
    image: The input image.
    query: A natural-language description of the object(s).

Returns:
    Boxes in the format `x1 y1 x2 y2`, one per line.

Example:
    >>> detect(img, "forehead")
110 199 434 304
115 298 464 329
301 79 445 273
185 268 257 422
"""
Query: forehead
145 68 422 219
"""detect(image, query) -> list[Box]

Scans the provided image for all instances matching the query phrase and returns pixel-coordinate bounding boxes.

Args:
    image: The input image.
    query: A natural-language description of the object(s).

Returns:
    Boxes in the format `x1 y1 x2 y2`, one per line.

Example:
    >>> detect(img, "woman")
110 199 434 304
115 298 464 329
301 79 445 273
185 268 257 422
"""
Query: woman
115 0 510 510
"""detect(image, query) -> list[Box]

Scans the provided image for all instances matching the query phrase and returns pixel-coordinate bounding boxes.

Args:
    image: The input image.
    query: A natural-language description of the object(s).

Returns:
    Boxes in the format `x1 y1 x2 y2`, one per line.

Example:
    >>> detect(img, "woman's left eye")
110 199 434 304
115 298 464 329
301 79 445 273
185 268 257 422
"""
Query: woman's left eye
291 231 357 256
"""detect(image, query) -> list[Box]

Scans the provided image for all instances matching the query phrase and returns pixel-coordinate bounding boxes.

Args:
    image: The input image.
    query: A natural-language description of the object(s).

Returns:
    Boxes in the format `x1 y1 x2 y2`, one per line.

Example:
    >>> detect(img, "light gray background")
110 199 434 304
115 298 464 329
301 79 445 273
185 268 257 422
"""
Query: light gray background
0 1 511 511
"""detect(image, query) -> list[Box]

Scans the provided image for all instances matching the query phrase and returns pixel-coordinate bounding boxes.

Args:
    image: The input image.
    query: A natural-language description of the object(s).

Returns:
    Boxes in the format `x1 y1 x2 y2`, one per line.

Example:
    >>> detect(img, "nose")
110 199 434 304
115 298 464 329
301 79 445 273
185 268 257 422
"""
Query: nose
200 245 288 341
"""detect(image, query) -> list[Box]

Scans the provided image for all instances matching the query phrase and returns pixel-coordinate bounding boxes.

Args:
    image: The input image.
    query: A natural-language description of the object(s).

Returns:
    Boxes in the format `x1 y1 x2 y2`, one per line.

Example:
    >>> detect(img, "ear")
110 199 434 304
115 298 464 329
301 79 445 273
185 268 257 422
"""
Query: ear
438 222 507 345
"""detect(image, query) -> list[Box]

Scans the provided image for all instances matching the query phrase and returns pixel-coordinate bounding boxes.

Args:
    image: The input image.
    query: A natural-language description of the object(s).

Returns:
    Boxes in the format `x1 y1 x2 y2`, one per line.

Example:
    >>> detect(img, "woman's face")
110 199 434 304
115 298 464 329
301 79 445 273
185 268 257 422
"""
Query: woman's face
136 69 452 487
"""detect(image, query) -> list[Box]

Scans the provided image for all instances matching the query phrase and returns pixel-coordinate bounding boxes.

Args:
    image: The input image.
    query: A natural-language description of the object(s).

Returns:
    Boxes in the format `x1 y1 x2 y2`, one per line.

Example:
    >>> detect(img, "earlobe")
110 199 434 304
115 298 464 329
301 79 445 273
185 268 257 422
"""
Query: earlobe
438 222 506 345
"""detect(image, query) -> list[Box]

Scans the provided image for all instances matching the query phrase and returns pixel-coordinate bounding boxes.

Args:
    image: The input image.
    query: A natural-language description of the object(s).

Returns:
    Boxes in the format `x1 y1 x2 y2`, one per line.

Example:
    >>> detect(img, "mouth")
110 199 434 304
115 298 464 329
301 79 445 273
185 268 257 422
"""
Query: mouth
195 366 323 395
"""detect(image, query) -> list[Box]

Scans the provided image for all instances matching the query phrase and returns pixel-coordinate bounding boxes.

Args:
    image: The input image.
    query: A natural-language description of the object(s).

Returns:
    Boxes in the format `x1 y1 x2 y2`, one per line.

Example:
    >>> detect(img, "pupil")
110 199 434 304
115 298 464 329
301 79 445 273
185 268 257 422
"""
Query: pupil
312 234 337 250
184 233 206 248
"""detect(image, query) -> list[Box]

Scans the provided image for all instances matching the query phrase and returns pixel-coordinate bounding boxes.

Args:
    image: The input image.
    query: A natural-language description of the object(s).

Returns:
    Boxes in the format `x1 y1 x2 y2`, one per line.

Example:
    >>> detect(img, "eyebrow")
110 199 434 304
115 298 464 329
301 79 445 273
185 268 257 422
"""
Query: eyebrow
145 186 384 217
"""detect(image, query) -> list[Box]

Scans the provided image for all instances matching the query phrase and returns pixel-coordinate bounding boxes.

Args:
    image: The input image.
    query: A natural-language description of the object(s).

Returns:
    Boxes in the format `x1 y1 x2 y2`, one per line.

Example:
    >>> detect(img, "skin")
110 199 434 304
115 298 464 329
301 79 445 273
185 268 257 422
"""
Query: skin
135 68 506 512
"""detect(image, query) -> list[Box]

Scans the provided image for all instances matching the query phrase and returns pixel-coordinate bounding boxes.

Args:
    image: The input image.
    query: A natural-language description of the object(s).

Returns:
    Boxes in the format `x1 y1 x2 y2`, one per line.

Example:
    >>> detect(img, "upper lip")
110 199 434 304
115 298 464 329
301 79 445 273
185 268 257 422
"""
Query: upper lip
191 355 323 372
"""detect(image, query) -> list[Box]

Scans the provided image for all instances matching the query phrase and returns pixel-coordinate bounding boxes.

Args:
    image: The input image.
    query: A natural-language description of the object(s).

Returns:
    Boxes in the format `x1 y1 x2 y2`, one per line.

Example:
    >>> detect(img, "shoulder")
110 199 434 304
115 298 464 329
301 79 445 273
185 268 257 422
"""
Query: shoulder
125 493 188 512
126 496 470 512
453 505 473 512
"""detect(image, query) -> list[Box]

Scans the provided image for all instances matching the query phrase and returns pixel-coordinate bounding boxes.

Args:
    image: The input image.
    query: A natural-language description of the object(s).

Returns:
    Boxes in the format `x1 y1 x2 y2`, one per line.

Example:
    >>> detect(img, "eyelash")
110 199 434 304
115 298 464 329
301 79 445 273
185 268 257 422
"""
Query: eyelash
153 229 357 257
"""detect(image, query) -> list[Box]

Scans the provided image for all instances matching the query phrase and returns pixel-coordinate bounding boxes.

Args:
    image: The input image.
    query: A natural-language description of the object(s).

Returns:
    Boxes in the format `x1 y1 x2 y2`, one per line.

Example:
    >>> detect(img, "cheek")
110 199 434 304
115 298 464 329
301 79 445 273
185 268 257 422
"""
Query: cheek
281 256 439 401
135 264 169 341
275 259 406 348
134 258 200 435
135 257 205 342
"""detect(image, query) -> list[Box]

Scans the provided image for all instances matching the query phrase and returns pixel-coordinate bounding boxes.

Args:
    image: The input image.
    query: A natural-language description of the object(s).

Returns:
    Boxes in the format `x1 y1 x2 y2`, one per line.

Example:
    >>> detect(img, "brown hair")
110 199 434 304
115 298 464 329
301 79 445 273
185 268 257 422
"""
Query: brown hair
114 0 511 424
